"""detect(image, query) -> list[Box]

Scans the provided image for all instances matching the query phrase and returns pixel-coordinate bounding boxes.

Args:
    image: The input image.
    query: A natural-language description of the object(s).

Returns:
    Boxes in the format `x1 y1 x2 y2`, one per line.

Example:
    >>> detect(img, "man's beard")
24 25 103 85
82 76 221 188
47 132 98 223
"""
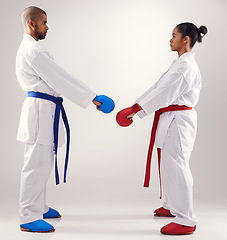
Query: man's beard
35 26 47 40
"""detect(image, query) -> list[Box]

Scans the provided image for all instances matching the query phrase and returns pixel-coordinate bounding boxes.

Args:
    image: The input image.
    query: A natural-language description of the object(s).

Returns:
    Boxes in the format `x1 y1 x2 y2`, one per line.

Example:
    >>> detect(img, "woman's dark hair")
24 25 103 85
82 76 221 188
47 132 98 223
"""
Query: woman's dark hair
177 22 208 48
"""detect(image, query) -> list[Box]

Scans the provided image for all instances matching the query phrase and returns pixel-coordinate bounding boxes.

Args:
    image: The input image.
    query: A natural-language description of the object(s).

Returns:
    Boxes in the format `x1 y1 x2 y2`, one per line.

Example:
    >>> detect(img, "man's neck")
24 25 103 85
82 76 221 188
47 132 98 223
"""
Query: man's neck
24 30 38 41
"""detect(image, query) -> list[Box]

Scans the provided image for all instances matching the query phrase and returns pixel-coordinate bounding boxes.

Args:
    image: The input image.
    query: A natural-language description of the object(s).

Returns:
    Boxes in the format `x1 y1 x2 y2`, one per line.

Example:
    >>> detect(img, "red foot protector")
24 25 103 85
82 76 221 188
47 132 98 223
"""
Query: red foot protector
160 222 196 235
116 104 141 127
154 207 175 217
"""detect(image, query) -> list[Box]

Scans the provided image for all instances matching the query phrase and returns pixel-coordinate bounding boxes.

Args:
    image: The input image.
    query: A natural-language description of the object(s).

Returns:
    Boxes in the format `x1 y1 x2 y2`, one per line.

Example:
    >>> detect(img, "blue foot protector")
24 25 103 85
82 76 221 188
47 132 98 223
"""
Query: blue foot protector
93 95 115 113
43 207 61 219
20 219 55 233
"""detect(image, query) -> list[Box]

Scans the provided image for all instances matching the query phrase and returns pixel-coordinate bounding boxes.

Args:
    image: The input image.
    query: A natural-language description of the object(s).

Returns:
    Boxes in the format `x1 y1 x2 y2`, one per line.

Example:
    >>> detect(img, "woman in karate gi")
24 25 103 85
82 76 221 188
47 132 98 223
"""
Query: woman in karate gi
116 22 207 235
16 6 114 233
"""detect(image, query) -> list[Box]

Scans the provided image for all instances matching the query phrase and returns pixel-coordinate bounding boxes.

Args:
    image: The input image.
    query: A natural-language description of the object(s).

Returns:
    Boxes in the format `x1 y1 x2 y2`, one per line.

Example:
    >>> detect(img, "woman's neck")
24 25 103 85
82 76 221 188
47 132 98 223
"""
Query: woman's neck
178 46 191 57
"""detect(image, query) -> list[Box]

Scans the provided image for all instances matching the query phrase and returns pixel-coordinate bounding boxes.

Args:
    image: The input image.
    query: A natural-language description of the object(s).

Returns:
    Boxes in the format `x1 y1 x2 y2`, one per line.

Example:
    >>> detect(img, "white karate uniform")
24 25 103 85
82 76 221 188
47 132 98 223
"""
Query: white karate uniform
16 34 96 224
135 52 201 226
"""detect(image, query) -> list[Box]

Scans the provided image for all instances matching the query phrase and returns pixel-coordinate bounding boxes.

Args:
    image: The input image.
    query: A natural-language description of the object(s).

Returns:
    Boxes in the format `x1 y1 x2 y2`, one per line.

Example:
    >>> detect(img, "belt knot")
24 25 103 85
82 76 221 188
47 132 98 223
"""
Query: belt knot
56 97 63 104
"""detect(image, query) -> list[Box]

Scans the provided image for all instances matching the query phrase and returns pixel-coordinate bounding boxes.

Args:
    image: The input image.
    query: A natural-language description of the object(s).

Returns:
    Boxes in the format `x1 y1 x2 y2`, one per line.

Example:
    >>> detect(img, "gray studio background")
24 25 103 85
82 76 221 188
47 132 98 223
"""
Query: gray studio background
0 0 226 217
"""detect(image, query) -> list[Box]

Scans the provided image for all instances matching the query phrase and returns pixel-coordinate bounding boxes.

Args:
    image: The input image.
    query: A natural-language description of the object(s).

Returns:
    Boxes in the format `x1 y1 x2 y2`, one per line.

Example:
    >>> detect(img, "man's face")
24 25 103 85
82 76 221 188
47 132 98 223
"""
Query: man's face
34 13 49 40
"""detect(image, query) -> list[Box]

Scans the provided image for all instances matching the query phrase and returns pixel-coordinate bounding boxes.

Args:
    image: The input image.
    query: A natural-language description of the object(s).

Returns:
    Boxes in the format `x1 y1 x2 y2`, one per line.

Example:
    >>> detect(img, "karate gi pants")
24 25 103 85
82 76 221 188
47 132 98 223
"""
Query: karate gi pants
19 141 54 224
160 119 198 227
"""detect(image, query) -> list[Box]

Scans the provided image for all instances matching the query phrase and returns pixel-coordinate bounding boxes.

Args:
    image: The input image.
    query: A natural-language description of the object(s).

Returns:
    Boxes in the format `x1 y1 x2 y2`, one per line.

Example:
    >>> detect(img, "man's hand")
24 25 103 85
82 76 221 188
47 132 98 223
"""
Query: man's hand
93 95 115 113
92 100 102 111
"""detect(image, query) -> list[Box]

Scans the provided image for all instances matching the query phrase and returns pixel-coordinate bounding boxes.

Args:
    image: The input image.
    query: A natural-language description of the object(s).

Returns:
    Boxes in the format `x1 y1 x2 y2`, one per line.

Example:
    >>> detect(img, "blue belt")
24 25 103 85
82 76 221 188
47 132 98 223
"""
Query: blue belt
28 91 70 185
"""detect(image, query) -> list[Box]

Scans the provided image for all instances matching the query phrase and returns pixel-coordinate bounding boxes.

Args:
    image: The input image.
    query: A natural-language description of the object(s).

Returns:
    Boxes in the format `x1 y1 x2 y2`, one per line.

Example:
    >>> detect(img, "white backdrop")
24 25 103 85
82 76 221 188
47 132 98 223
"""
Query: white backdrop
0 0 227 215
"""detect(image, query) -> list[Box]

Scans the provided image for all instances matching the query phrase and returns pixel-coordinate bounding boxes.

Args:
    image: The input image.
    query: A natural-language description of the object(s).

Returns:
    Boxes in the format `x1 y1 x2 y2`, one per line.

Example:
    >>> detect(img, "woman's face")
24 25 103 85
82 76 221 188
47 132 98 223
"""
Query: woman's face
170 27 185 52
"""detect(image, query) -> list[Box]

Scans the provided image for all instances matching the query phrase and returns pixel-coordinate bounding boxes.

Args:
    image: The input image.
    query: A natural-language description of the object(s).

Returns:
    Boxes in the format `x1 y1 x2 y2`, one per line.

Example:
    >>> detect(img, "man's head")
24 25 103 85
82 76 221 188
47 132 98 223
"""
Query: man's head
21 6 49 41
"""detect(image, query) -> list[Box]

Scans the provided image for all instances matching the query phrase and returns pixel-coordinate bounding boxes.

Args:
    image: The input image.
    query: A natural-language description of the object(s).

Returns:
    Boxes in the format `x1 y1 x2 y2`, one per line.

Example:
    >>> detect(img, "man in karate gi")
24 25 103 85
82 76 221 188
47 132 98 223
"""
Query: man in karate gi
16 6 114 233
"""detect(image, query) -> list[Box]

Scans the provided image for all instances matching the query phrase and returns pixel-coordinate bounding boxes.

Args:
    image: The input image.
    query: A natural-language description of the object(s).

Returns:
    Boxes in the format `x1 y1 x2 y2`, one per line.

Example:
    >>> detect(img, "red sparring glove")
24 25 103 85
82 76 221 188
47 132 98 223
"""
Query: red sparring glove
116 103 141 127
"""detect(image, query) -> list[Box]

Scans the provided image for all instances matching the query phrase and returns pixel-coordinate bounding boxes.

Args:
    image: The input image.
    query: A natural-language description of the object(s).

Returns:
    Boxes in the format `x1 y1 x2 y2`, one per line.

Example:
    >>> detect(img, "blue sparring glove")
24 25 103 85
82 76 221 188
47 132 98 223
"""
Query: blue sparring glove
93 95 115 113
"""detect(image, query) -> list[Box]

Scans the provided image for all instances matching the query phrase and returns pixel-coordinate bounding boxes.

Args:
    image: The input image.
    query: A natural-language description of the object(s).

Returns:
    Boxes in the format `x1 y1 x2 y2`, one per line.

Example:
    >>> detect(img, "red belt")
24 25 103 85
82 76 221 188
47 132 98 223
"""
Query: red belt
143 105 192 198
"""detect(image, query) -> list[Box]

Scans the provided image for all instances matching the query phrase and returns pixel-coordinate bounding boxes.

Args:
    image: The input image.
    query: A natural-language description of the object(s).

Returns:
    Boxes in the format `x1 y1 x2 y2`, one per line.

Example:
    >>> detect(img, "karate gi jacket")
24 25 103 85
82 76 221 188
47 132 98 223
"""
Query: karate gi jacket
16 34 96 146
135 52 202 152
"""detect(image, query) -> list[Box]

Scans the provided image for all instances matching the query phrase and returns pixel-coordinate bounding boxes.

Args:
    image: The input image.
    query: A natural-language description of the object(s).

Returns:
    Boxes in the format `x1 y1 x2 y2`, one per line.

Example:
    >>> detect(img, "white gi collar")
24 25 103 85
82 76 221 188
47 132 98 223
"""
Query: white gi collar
179 51 195 59
23 34 37 42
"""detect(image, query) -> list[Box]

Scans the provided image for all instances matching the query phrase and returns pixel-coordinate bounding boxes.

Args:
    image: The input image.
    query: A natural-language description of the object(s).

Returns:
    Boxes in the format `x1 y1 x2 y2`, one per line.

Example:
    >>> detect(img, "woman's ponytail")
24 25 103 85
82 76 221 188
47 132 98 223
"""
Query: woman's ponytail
197 26 208 43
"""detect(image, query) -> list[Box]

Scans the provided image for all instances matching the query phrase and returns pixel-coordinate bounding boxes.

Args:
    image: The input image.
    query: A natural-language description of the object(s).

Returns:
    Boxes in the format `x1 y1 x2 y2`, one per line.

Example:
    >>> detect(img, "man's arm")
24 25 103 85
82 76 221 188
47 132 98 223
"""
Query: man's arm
32 52 96 108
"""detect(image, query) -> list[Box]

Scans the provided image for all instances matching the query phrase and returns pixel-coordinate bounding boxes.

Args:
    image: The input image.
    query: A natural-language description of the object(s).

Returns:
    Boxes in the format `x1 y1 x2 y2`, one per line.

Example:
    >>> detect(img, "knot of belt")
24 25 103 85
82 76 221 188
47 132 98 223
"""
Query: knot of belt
143 105 192 199
28 91 70 185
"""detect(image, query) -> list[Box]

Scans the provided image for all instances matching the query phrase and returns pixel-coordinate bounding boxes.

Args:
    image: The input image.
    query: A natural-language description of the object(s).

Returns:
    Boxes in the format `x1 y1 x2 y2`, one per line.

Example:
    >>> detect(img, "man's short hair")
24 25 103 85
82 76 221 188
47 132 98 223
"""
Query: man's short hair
21 6 46 26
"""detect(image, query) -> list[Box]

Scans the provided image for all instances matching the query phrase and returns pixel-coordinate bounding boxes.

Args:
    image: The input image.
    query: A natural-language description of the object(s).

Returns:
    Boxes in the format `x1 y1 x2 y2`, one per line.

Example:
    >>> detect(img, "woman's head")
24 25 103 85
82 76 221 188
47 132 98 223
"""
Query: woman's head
170 22 208 56
177 22 208 48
